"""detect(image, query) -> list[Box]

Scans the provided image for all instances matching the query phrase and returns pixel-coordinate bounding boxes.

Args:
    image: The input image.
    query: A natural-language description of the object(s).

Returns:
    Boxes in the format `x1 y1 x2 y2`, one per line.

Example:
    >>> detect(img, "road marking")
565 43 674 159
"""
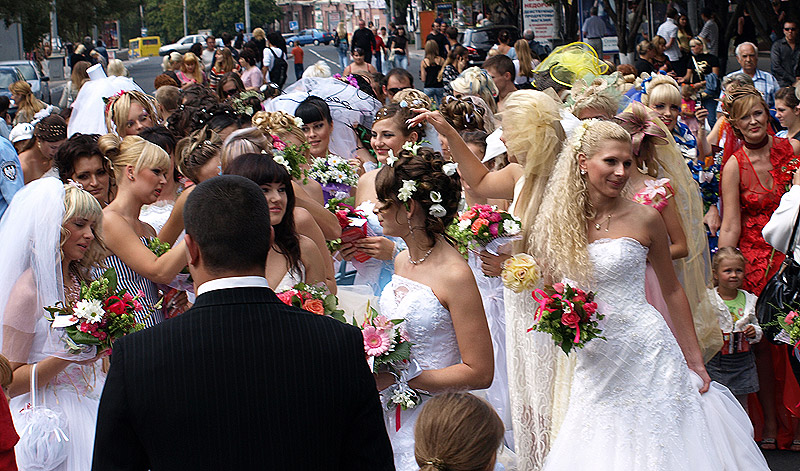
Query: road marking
308 48 341 70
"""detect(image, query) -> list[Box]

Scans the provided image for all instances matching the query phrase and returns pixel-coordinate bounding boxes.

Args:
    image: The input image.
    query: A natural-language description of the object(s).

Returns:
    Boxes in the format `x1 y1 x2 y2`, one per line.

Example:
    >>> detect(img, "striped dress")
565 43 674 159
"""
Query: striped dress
101 237 165 328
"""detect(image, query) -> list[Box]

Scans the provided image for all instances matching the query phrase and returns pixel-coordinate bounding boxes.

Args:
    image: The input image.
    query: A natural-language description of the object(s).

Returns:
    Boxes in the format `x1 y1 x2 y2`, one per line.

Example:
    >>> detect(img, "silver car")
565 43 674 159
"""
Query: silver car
159 34 224 56
0 60 51 104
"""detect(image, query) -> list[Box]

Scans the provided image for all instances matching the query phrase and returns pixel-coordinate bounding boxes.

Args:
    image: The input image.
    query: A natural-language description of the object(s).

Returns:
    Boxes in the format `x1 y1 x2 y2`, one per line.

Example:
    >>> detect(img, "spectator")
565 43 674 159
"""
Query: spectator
677 14 692 55
719 42 780 111
382 68 413 102
736 7 758 47
335 22 350 69
441 45 469 95
247 28 267 68
352 19 376 64
445 26 460 52
656 7 681 63
699 7 720 56
221 32 240 60
420 40 445 105
155 85 181 121
372 27 385 74
238 48 264 90
107 59 128 77
582 7 606 58
426 18 448 58
388 25 409 70
771 20 800 87
262 32 288 87
635 40 656 75
483 54 517 111
94 39 108 62
202 36 218 73
523 28 550 60
0 97 10 140
291 42 305 80
490 29 516 59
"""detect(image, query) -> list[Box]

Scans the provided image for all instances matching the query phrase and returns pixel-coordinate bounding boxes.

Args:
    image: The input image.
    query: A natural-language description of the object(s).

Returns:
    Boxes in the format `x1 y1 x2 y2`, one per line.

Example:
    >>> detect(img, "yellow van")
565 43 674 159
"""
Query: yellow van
129 36 162 58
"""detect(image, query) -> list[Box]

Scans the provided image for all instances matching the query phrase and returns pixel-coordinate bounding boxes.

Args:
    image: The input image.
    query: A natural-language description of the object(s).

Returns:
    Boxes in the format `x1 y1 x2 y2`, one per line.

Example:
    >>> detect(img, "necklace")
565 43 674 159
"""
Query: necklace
64 270 80 306
408 245 435 265
593 213 612 232
743 134 769 150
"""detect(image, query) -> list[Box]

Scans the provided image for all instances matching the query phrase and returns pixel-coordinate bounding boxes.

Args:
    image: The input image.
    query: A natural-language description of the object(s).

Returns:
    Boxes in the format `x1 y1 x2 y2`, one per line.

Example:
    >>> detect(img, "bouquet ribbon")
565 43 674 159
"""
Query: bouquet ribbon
395 405 402 432
532 289 551 322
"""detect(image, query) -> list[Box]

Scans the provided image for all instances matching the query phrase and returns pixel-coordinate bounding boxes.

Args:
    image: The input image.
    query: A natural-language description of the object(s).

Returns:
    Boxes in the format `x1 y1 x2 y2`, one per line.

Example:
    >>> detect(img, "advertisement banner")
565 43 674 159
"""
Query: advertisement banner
522 0 555 41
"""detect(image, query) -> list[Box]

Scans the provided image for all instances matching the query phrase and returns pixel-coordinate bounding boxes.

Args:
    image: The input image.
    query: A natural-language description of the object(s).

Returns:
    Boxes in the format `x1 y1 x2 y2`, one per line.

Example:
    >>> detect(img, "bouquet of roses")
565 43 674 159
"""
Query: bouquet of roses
775 311 800 354
529 282 604 355
307 153 359 203
44 268 143 354
501 253 541 292
270 134 308 181
448 204 522 257
276 282 346 322
325 197 371 261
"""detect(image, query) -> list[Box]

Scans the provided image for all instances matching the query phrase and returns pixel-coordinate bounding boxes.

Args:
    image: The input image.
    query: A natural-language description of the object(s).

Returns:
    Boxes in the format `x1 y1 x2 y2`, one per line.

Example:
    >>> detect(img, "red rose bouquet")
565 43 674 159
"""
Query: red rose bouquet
44 268 143 354
276 282 346 322
528 282 604 355
325 198 371 261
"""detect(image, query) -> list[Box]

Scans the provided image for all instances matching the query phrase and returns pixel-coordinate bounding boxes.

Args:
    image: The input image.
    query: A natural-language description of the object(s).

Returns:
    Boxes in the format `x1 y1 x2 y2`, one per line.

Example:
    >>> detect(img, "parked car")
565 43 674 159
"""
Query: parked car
0 60 51 103
0 66 25 118
286 29 334 47
460 26 520 66
159 34 224 56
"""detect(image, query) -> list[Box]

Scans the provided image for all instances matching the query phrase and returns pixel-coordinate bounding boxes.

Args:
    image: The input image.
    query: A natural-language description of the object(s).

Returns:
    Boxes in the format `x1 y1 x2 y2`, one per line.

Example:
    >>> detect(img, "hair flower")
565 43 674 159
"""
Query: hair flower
429 204 447 217
66 179 84 190
430 191 442 203
386 149 398 166
402 141 421 155
399 100 409 108
398 179 417 202
272 154 293 174
570 120 593 153
294 117 304 128
442 162 458 176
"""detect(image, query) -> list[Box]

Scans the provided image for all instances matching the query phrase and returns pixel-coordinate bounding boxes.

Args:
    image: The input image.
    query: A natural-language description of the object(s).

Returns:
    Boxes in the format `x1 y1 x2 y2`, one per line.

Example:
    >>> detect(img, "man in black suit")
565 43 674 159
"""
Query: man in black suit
352 19 376 65
92 176 394 470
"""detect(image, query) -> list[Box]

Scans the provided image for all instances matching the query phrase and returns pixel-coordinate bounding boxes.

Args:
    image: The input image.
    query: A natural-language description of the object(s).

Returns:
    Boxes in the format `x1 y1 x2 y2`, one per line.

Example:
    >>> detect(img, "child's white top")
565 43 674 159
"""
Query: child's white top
707 287 763 343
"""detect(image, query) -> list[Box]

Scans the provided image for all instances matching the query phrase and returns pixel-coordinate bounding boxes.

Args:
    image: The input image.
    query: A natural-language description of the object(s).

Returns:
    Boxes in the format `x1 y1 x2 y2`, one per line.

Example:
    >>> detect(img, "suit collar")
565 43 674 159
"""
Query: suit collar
191 286 283 309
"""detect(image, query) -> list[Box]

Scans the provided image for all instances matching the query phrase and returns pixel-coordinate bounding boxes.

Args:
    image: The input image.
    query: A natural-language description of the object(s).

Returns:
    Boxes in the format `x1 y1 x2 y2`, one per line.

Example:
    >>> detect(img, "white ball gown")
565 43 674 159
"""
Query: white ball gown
541 237 769 470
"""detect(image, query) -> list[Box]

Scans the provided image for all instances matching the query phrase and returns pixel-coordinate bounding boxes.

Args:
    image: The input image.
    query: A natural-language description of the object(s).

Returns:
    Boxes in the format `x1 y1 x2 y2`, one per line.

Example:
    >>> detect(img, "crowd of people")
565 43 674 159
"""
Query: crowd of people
2 12 800 471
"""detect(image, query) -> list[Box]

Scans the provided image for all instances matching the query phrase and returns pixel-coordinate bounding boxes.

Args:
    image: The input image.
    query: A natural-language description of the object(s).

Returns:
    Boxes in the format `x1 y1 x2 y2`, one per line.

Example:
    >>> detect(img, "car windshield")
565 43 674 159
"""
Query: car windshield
16 65 36 80
0 70 17 88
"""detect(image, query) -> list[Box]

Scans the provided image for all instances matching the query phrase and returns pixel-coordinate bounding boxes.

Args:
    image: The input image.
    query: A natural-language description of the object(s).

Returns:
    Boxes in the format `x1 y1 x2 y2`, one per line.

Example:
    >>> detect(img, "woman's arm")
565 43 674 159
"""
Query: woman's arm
407 264 494 393
420 59 427 81
157 186 193 245
706 115 723 150
646 207 710 393
694 108 712 158
104 212 187 285
718 158 742 248
294 207 336 293
661 200 689 259
298 235 334 293
293 181 341 240
407 110 522 199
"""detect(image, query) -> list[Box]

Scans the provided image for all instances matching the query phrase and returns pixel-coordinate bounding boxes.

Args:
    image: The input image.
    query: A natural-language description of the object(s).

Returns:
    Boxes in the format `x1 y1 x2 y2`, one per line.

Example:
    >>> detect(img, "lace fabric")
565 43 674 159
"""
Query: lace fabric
542 237 769 470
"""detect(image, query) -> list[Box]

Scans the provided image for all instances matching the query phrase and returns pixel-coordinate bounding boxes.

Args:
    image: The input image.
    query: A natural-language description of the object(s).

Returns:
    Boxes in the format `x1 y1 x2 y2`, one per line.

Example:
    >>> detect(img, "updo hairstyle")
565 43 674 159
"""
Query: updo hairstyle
98 133 170 181
252 110 306 145
720 84 769 139
105 90 160 136
175 126 223 183
439 96 485 132
221 127 271 168
375 147 461 242
391 88 434 110
639 73 681 108
374 103 424 140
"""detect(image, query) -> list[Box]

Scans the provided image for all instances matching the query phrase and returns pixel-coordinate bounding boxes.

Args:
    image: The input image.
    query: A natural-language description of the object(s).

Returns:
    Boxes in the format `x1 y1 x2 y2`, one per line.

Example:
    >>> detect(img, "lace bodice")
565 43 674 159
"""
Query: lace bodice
379 275 460 371
589 237 651 309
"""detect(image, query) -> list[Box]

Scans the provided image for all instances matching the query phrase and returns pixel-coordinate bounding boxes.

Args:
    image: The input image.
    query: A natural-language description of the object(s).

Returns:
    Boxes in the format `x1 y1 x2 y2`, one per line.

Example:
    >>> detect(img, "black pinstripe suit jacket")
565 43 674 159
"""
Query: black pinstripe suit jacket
91 286 395 470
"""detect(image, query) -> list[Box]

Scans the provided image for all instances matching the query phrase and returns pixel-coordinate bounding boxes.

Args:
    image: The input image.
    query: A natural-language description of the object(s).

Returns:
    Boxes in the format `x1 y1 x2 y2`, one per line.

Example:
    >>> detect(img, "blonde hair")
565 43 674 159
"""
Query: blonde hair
253 27 266 40
450 67 499 114
514 39 534 79
712 247 747 286
62 183 107 281
534 120 631 285
10 81 45 117
639 73 681 107
107 59 128 77
70 61 91 89
569 76 621 119
216 48 236 74
302 61 332 78
414 393 504 471
98 133 170 181
252 110 306 145
181 52 204 84
500 90 566 254
337 22 347 39
104 90 160 136
424 40 439 62
392 88 434 110
221 126 271 168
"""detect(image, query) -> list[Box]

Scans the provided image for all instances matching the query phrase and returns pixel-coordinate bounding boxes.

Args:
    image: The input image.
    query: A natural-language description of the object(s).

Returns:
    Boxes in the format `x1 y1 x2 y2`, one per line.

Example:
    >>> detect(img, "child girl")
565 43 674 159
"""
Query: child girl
706 247 762 410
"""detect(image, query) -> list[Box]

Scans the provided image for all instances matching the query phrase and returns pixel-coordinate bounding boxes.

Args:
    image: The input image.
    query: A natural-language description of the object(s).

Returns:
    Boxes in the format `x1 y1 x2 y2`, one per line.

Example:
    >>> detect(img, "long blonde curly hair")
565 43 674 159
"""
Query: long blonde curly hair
533 120 631 285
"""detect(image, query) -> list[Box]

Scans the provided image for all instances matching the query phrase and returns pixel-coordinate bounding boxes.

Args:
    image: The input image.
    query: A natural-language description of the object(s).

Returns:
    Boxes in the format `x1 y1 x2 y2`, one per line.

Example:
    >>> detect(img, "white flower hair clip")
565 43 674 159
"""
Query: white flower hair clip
442 162 458 177
402 141 421 155
570 120 594 153
429 204 447 217
430 191 442 203
294 116 304 128
398 179 417 202
399 100 409 108
66 179 84 190
386 149 398 166
273 154 293 174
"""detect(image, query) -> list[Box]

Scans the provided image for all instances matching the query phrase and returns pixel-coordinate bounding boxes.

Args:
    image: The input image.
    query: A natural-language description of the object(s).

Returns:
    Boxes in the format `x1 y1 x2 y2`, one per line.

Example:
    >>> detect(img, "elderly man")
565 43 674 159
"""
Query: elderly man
718 42 780 115
771 20 800 87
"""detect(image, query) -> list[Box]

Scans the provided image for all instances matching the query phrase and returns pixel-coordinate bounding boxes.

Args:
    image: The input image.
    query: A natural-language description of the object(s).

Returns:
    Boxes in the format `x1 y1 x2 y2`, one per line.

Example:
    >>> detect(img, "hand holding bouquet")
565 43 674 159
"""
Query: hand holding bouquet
276 282 346 322
326 198 371 261
448 204 522 259
529 283 604 355
307 153 359 203
45 268 143 354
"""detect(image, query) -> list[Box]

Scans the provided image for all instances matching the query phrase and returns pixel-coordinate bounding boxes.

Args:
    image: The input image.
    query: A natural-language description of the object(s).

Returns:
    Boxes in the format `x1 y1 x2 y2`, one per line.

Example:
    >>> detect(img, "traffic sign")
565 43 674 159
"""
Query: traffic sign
235 22 244 31
289 21 299 31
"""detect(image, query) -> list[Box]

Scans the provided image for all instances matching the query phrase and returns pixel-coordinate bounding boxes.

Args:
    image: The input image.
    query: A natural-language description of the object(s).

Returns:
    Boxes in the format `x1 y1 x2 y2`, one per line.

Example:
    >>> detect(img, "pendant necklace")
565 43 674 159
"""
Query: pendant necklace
594 213 612 232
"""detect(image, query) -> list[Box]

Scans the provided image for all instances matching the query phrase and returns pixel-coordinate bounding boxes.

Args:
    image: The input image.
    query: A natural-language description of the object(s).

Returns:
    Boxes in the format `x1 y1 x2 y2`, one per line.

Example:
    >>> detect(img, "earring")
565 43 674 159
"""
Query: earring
580 169 587 175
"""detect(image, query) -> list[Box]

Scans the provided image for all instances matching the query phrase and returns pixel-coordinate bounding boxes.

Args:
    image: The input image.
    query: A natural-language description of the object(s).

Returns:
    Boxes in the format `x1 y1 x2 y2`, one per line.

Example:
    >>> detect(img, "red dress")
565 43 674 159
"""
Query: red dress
731 137 799 295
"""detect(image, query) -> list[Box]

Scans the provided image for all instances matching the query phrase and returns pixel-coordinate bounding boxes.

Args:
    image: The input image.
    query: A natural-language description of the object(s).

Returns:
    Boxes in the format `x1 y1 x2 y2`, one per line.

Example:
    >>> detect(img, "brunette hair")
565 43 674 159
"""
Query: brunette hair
54 133 107 181
439 96 485 132
175 126 223 183
295 96 332 124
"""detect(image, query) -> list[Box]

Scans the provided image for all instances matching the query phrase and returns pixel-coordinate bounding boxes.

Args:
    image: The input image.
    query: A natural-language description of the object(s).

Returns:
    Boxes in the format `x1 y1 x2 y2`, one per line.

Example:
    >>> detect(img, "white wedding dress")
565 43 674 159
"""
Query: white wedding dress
542 237 769 470
379 274 461 471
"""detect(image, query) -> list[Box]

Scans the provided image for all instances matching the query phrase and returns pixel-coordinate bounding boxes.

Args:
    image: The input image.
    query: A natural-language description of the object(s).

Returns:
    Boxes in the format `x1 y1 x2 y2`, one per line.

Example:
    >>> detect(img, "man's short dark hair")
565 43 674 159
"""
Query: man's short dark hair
445 27 458 40
184 175 270 273
701 7 713 18
385 68 414 88
666 7 678 19
483 54 515 79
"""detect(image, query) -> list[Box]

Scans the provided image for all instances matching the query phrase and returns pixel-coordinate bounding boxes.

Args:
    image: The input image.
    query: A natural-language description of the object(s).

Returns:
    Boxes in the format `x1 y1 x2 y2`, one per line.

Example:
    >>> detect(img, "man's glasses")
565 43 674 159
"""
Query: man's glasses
387 87 410 95
785 27 797 31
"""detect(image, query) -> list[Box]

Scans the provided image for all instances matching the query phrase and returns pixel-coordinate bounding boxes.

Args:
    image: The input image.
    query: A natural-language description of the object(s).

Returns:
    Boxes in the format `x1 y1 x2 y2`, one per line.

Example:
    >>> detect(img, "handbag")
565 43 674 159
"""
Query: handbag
756 203 800 344
15 363 70 470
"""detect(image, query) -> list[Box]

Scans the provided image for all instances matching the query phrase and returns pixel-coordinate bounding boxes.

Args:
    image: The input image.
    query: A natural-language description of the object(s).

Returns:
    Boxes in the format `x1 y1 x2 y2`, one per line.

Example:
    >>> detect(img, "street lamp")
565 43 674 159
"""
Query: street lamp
183 0 188 37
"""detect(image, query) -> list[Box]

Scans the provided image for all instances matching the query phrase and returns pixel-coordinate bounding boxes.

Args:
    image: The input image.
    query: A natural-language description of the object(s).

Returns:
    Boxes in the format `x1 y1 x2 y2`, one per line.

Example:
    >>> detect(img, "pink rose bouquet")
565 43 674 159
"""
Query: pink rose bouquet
528 283 604 355
447 204 522 258
44 268 143 354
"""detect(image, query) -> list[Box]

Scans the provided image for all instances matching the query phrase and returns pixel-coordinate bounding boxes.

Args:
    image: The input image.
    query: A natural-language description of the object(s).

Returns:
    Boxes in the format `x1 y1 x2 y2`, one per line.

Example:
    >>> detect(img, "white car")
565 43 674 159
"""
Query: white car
159 34 224 56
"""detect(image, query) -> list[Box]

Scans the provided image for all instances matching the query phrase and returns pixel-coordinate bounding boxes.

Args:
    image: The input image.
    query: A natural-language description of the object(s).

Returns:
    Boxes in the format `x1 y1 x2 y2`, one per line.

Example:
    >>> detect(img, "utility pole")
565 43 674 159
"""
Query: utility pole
245 0 251 33
50 0 59 50
183 0 188 37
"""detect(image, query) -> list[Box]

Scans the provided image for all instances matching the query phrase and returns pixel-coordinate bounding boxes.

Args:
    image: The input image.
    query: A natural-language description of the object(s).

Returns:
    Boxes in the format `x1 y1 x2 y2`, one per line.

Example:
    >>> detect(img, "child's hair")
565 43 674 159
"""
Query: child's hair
375 147 461 242
224 152 301 275
712 247 747 285
374 103 424 139
175 126 223 183
295 96 332 124
440 96 485 132
98 133 171 181
414 392 504 471
681 83 694 98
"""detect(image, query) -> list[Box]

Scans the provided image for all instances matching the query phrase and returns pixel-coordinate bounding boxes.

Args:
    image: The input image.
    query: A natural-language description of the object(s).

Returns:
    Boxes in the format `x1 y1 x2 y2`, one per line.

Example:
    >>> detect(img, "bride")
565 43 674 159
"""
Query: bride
533 119 768 469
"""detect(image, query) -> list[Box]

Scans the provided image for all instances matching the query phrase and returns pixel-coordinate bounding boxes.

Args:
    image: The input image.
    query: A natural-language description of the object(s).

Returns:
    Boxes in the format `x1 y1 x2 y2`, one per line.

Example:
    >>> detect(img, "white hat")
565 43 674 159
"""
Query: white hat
8 122 34 143
482 127 506 163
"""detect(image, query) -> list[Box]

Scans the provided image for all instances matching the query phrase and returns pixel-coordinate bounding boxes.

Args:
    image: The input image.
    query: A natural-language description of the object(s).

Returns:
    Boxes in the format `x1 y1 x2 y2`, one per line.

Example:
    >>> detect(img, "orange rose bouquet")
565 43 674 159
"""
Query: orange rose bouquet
276 282 345 322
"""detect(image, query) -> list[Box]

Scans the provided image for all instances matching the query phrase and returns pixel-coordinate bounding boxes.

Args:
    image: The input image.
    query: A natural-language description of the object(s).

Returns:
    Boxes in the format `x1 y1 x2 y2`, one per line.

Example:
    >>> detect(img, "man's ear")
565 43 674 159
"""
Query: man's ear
185 233 201 267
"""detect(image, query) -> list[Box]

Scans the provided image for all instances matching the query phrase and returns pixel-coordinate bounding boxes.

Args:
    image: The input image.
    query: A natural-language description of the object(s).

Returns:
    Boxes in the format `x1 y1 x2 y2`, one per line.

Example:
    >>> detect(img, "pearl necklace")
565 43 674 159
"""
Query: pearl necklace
408 246 435 265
